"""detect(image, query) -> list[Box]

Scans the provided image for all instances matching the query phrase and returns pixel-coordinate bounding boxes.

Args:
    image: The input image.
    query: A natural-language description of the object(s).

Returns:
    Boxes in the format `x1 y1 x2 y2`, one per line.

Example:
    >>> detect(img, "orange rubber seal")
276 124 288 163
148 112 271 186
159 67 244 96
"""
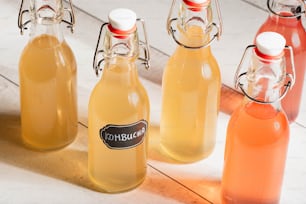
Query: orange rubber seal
108 24 136 39
183 0 210 12
254 47 284 60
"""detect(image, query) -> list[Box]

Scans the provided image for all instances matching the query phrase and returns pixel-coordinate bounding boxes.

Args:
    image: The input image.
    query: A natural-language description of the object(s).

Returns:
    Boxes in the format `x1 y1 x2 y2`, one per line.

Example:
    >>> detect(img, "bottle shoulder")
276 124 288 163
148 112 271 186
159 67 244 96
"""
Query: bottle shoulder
19 35 77 80
90 74 149 102
89 78 150 121
229 102 289 131
257 17 306 45
227 102 289 146
169 47 218 63
164 47 221 82
21 35 75 57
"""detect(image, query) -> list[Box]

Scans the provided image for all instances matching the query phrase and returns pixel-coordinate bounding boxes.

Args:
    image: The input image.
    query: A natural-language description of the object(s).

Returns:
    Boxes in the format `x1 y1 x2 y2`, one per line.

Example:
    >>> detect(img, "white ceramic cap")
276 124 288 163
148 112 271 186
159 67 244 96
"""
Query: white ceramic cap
108 8 137 31
255 32 286 56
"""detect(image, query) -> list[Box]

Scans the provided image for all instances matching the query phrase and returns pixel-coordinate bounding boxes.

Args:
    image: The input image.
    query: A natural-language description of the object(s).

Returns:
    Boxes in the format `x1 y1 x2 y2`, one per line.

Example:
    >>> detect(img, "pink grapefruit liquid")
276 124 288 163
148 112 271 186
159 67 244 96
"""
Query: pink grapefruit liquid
221 102 289 204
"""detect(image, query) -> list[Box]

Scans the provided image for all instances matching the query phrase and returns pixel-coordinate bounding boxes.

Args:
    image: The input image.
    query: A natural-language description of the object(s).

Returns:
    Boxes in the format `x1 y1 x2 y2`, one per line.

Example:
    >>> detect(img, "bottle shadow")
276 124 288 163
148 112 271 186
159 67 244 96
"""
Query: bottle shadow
0 114 221 202
148 125 182 164
142 174 219 203
141 165 222 204
148 125 222 203
0 113 100 192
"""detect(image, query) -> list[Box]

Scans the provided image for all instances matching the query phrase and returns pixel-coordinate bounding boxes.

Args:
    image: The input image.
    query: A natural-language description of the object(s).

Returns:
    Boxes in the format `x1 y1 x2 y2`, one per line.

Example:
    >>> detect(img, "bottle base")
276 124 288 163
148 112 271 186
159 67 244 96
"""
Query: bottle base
22 136 76 152
88 173 146 193
160 143 214 163
221 190 280 204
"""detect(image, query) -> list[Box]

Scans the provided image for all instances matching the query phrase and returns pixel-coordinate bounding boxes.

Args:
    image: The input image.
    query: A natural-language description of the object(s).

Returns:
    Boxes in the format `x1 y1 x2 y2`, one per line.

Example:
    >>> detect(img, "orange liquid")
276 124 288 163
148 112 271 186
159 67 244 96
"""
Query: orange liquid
160 26 221 162
88 58 150 192
19 34 77 150
256 13 306 122
221 102 289 204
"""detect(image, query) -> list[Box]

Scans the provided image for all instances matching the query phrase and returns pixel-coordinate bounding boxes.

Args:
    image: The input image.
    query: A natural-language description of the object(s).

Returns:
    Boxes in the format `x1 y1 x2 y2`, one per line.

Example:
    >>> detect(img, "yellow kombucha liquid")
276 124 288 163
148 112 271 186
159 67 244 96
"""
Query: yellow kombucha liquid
160 26 221 163
19 34 78 150
88 57 150 193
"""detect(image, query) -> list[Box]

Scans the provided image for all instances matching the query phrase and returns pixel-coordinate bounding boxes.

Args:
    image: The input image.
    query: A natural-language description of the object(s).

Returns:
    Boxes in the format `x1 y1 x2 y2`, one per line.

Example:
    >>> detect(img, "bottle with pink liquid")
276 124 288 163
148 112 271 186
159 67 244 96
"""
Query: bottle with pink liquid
221 32 295 204
255 0 306 122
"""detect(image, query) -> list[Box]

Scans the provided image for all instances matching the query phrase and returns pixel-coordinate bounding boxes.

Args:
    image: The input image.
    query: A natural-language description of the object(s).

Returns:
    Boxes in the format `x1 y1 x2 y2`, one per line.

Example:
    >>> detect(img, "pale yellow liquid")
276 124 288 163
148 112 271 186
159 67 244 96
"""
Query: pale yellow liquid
19 34 78 150
160 26 221 163
88 57 150 193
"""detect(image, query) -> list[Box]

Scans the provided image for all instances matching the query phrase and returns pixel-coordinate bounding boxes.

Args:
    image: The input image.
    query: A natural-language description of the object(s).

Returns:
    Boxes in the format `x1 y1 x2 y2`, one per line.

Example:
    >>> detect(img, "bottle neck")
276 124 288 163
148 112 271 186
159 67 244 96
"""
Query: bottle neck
103 29 139 65
243 50 287 109
30 22 64 42
177 1 212 47
100 29 140 84
29 0 64 41
268 0 303 25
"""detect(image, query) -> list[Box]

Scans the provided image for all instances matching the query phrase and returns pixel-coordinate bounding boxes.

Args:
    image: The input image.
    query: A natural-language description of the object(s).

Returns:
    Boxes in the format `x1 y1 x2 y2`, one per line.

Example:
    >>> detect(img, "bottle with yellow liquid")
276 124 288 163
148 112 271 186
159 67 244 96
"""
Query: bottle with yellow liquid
18 0 77 150
89 8 151 193
160 0 223 162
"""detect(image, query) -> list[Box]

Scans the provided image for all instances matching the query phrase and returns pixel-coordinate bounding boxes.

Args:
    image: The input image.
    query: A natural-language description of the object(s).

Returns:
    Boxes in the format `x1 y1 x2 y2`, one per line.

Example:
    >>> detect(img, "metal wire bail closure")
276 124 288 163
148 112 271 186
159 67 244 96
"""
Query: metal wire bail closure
93 23 108 77
267 0 306 19
63 0 76 33
18 0 30 34
166 0 222 49
236 72 293 104
18 0 76 34
136 18 151 70
234 45 295 104
93 19 151 77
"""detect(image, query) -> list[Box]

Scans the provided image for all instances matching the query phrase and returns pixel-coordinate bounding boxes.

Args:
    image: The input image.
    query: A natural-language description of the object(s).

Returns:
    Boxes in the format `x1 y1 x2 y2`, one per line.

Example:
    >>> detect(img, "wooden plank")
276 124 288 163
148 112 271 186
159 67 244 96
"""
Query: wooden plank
0 74 211 204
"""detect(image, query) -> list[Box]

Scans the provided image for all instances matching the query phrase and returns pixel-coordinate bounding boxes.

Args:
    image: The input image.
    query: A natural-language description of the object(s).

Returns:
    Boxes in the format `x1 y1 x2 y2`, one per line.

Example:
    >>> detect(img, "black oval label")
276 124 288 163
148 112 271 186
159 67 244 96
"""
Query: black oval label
99 120 148 150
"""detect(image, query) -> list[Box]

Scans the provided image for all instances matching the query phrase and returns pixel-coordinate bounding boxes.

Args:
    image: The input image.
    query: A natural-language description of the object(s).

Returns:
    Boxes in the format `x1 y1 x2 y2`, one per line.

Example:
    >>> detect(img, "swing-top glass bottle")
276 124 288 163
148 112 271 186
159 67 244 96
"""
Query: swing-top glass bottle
18 0 78 150
160 0 223 162
255 0 306 122
89 8 151 193
221 32 295 204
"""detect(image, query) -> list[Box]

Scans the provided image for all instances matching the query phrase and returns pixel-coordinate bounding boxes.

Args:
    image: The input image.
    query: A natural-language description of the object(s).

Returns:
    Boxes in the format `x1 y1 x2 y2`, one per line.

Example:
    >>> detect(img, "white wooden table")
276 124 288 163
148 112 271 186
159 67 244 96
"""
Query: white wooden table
0 0 305 203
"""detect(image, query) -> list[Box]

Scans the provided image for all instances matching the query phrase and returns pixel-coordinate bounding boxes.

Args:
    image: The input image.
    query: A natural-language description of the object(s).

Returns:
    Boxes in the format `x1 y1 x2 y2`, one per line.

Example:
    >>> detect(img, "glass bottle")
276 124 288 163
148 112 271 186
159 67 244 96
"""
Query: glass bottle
89 8 150 193
221 32 295 204
160 0 222 162
255 0 306 123
18 0 77 150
